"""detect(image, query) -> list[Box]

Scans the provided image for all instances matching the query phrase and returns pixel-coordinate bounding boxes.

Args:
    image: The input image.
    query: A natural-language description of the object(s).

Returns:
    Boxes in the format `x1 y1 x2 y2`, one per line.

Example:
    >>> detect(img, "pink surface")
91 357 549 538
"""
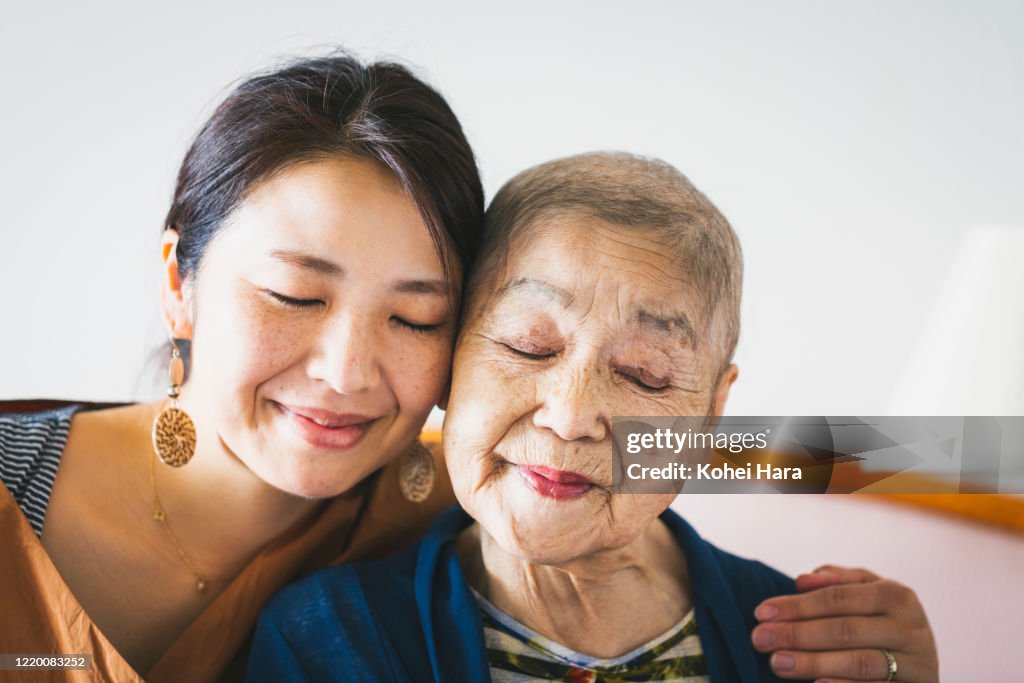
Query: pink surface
671 494 1024 682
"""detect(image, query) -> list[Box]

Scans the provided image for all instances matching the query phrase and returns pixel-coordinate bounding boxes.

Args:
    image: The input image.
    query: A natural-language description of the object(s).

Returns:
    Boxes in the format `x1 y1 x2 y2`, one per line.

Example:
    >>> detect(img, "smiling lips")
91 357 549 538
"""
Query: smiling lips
275 402 375 451
518 465 595 500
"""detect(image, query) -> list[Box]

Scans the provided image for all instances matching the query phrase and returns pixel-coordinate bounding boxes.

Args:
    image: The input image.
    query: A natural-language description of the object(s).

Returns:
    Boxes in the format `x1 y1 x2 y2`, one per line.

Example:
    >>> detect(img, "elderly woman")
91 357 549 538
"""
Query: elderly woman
247 152 937 682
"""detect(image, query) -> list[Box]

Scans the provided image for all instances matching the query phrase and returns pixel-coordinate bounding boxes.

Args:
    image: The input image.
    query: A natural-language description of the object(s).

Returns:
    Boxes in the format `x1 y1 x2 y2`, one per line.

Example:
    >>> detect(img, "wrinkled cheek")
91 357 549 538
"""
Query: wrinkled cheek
445 424 512 511
445 353 535 496
453 359 535 432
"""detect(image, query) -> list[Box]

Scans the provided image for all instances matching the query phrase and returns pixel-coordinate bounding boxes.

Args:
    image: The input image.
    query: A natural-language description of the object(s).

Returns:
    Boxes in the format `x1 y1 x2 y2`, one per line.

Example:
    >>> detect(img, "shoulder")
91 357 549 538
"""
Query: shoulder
0 404 79 534
661 507 796 606
661 509 803 682
250 506 472 682
705 542 797 610
263 505 470 629
250 554 416 682
0 403 78 455
0 401 132 489
262 543 420 636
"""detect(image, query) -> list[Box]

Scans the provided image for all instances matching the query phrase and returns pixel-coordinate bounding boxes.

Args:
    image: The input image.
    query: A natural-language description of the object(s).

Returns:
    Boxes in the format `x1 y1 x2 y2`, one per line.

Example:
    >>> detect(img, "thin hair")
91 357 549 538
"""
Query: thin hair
477 151 742 372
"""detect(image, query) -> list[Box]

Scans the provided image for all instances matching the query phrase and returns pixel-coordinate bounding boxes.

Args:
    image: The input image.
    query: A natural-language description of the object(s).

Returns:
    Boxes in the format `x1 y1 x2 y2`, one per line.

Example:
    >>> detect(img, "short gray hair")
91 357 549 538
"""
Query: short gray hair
476 151 742 370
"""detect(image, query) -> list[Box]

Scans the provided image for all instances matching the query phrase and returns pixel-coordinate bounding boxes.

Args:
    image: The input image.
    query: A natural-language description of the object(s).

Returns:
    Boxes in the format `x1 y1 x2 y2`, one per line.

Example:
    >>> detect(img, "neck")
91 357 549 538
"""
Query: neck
457 517 692 659
143 399 323 582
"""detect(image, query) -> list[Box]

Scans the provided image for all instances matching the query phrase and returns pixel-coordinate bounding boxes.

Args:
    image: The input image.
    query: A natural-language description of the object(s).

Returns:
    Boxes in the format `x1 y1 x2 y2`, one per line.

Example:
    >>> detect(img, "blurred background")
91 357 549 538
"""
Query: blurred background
2 1 1022 679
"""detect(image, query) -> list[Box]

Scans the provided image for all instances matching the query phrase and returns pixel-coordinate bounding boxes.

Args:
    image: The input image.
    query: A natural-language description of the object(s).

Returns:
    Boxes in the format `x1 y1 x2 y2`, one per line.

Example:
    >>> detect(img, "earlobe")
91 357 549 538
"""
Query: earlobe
160 229 193 340
711 364 739 417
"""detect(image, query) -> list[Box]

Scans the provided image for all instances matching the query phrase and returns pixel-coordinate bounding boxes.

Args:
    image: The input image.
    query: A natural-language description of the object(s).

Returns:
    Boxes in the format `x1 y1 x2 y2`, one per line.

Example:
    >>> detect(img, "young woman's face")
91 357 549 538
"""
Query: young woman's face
178 157 457 498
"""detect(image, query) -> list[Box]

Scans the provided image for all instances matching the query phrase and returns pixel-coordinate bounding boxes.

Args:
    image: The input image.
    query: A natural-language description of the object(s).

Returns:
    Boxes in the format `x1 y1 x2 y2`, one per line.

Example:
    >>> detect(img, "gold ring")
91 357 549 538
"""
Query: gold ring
880 648 898 682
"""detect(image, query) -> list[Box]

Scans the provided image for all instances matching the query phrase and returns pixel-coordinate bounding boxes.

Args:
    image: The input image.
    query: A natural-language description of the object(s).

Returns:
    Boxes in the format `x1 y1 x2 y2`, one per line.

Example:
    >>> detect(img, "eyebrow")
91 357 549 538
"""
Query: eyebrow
268 249 342 276
638 309 697 348
497 277 574 306
269 248 448 297
498 277 696 346
393 279 449 297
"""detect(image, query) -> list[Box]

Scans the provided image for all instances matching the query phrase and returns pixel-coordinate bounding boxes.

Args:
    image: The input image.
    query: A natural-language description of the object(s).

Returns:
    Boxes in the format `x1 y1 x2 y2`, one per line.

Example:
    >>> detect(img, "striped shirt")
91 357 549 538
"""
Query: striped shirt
0 405 78 537
473 589 710 683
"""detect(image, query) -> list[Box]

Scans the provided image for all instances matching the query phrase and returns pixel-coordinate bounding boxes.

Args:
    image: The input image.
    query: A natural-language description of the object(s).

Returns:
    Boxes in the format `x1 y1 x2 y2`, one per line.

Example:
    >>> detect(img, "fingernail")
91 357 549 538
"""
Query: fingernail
771 653 795 671
755 604 778 621
752 627 776 647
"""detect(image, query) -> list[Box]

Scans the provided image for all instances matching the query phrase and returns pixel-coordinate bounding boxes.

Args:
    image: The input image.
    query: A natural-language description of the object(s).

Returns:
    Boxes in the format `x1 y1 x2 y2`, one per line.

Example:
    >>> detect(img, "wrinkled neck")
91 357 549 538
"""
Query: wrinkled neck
456 517 693 659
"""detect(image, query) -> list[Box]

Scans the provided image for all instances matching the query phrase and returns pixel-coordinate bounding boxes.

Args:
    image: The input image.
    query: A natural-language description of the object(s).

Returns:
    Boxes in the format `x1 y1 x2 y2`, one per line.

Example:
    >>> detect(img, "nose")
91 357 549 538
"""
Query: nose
533 362 608 442
307 312 381 395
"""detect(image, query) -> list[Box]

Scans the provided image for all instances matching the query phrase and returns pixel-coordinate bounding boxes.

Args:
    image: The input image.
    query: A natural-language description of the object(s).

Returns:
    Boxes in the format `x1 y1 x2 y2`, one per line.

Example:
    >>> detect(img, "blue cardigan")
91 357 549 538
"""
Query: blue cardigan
248 506 805 682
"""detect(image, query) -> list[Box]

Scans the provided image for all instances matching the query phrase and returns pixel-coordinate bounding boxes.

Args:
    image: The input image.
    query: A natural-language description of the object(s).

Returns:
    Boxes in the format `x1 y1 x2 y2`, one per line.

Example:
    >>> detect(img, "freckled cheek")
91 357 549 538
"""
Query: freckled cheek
204 300 310 397
385 337 453 414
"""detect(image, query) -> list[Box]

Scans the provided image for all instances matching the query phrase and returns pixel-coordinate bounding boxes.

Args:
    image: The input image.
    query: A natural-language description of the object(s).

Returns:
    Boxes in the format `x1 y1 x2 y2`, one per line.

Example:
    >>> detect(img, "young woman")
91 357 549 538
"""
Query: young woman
0 53 483 682
0 53 936 682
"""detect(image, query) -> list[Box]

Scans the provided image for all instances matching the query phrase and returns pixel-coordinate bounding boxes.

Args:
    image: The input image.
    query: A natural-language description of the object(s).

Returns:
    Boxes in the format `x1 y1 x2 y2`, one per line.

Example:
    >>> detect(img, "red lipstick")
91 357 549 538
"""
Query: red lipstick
518 465 594 500
275 402 375 451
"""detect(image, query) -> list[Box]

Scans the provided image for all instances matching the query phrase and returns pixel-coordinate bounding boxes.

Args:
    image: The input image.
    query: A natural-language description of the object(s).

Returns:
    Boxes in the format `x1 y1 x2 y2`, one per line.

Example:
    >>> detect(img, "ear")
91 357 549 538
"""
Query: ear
710 363 738 417
160 229 194 339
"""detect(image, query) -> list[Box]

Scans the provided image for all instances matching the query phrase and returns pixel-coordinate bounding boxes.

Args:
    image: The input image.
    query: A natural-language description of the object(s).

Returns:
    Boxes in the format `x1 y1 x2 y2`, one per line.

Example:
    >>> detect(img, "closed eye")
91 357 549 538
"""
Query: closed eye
617 366 669 392
263 289 324 308
392 317 442 334
500 342 556 360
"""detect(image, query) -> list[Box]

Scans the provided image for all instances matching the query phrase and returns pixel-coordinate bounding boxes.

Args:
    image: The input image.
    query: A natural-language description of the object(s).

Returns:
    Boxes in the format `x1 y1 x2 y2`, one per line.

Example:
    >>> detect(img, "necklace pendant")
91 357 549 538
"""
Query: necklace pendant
196 579 206 593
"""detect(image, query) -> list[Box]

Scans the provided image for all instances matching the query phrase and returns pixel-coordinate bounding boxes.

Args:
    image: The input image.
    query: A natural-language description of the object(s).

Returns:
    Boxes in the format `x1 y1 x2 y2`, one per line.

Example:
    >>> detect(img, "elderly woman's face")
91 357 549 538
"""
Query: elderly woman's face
443 215 733 564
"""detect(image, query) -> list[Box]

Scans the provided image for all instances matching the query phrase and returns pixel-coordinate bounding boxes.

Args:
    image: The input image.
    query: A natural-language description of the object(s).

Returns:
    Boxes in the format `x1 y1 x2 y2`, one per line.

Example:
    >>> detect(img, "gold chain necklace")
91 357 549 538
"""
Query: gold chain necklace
149 449 209 593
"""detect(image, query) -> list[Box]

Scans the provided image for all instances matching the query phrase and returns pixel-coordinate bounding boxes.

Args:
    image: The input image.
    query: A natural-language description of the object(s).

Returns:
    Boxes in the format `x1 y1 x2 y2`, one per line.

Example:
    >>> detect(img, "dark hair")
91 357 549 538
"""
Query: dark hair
477 151 742 372
165 51 484 295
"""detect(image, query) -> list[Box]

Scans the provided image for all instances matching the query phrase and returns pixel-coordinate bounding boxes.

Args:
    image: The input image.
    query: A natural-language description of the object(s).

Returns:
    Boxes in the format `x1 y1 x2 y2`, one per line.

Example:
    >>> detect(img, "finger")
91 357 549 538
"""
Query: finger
766 649 918 682
796 566 881 593
755 581 908 622
812 564 881 580
752 616 901 652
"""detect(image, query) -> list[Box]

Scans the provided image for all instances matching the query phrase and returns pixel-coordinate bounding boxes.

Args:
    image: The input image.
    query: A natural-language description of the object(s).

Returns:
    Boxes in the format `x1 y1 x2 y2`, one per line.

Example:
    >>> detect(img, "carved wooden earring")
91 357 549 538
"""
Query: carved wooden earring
152 339 196 467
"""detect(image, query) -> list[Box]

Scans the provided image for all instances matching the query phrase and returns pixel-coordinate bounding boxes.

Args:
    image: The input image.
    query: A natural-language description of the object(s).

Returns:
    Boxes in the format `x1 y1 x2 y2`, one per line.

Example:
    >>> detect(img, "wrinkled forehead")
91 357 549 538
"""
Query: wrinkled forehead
468 214 705 340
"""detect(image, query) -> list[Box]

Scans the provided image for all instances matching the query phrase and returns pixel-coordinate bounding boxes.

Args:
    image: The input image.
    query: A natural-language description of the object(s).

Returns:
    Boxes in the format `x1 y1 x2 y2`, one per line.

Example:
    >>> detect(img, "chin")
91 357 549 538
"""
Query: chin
276 478 350 500
497 523 599 566
259 458 367 500
476 499 605 566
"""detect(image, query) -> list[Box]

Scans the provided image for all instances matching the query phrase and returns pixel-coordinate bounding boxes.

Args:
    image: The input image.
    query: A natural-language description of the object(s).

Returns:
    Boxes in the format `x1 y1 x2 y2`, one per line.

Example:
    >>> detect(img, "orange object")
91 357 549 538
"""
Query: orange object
0 411 457 682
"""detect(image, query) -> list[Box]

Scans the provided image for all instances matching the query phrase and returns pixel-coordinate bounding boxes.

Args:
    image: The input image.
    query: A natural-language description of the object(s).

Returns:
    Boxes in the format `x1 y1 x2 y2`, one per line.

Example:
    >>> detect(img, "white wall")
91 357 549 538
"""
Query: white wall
2 0 1022 414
